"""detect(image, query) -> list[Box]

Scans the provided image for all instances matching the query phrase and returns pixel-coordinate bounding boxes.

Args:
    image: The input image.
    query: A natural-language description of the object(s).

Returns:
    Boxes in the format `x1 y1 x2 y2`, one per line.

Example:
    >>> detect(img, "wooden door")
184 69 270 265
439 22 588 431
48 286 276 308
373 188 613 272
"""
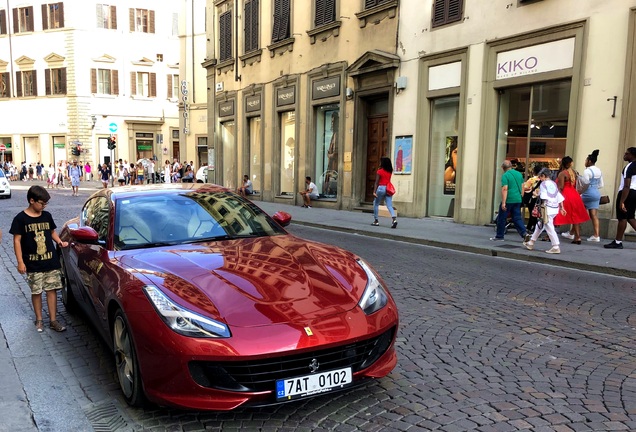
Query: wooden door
365 116 389 202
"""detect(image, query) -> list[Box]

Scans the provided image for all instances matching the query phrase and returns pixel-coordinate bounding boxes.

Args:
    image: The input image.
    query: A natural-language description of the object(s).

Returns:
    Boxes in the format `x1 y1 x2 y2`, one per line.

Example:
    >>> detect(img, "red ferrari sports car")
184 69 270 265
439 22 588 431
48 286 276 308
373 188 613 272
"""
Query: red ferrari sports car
59 183 399 410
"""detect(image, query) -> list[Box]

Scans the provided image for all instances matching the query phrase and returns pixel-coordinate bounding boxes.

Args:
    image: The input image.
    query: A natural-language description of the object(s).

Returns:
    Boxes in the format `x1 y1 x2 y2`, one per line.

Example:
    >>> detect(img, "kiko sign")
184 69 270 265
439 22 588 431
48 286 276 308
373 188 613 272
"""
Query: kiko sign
496 38 575 80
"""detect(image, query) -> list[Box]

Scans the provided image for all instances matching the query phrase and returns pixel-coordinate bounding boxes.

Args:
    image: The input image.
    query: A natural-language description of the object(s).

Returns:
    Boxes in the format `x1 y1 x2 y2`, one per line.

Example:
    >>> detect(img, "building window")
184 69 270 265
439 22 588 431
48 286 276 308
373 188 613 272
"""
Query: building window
315 105 339 198
14 6 34 33
219 11 232 61
432 0 463 28
244 0 259 53
364 0 390 8
130 8 155 33
45 68 66 95
167 74 179 98
0 72 10 98
248 117 261 192
16 71 37 97
280 112 295 195
43 3 64 30
221 121 236 189
131 71 156 97
314 0 335 27
271 0 290 42
97 4 117 29
91 68 119 95
0 10 7 35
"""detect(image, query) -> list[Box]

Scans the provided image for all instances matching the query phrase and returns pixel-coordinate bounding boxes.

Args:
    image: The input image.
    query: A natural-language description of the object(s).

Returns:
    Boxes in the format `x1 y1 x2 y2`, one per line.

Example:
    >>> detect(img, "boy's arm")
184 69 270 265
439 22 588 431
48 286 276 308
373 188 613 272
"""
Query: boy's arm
51 231 68 248
13 234 26 274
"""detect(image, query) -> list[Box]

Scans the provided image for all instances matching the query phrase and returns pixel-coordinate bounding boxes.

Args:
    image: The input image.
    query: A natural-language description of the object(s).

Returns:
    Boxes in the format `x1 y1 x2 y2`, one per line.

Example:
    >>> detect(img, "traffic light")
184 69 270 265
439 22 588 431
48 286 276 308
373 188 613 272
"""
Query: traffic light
107 136 117 150
71 146 80 156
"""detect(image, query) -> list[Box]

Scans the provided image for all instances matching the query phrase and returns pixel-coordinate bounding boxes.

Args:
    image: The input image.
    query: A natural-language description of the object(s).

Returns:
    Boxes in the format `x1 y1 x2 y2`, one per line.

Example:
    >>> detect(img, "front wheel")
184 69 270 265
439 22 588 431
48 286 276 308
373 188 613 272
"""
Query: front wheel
113 310 145 407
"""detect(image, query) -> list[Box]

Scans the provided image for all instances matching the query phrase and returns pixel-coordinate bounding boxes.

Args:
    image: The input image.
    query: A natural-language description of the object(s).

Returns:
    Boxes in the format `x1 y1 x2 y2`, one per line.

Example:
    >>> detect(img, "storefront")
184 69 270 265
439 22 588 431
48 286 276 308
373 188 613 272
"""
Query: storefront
478 23 585 225
217 98 236 190
243 91 262 194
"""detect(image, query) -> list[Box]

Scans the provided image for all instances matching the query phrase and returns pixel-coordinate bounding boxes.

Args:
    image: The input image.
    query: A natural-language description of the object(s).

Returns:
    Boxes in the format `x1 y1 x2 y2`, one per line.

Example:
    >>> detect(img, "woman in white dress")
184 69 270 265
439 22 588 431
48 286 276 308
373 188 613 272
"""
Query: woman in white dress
164 159 172 183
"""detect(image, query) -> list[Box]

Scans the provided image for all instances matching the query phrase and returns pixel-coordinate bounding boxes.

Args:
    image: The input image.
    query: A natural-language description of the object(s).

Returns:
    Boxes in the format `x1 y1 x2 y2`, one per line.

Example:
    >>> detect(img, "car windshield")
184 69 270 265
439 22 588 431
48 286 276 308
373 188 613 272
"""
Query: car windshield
114 190 287 250
0 170 5 178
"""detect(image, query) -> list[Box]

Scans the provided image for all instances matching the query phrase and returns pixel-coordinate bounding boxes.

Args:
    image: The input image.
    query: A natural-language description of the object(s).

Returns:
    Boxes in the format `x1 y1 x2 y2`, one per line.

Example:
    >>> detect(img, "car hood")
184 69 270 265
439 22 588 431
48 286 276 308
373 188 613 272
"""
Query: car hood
117 235 367 327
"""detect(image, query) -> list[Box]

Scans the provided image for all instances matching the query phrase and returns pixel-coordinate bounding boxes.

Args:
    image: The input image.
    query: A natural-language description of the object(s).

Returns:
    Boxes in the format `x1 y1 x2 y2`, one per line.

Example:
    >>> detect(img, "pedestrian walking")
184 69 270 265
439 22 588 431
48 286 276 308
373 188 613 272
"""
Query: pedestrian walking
98 163 111 188
578 149 604 241
523 168 566 254
9 185 68 332
554 156 589 244
371 157 398 228
68 160 82 196
605 147 636 249
491 160 530 242
84 161 92 181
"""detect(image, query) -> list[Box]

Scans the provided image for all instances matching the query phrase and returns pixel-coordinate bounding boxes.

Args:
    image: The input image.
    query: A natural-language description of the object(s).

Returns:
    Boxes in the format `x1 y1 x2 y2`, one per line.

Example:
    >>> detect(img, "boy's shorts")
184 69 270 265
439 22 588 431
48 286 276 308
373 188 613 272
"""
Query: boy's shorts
26 269 63 295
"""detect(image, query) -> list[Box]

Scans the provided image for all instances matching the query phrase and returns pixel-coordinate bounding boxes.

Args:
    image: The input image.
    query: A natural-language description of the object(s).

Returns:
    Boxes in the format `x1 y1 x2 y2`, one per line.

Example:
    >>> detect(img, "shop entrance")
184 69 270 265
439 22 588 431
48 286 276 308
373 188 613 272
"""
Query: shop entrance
365 116 389 202
494 80 571 216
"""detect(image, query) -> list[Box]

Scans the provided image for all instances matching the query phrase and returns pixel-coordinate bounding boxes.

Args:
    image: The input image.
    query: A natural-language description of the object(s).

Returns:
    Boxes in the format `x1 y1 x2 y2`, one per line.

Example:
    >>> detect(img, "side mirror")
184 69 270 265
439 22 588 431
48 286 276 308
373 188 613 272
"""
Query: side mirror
272 211 292 227
69 226 99 244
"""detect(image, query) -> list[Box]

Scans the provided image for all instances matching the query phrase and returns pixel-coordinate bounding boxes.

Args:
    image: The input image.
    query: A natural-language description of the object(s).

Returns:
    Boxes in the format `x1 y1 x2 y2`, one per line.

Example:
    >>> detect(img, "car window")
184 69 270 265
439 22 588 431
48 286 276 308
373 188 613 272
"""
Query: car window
82 197 110 242
114 190 286 250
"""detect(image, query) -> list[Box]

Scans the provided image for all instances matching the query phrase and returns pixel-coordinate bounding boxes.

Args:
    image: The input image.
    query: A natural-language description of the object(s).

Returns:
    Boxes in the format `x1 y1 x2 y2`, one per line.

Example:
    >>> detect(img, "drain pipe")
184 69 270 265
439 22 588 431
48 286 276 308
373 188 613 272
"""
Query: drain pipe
234 0 241 82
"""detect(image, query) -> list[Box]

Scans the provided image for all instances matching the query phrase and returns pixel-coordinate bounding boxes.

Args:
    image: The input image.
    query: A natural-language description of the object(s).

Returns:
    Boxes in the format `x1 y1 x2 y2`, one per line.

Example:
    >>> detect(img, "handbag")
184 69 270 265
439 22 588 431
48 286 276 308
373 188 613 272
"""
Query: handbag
599 195 610 205
386 182 396 197
531 201 541 218
575 169 589 194
541 204 549 224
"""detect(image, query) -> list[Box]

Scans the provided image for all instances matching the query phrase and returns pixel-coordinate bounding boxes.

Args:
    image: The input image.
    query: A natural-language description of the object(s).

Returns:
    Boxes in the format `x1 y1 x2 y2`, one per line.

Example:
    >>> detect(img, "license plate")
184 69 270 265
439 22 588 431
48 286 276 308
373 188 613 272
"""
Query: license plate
276 367 352 401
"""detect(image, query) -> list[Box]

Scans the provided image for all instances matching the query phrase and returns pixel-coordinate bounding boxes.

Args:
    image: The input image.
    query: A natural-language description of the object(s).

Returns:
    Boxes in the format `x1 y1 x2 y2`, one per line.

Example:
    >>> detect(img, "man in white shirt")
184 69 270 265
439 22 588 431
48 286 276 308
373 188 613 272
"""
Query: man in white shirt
299 176 319 208
605 147 636 249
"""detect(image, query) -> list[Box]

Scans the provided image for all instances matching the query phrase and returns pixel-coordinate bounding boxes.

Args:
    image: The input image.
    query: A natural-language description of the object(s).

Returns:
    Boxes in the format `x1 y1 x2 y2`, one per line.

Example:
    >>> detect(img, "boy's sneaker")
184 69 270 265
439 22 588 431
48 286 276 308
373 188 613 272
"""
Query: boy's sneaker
49 320 67 332
561 232 575 240
546 246 561 254
604 240 623 249
34 320 44 333
587 235 600 242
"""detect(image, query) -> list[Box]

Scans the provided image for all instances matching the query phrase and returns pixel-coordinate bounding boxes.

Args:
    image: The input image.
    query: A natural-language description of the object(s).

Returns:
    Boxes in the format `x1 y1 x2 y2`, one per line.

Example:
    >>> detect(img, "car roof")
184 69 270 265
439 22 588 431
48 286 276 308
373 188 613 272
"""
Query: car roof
100 183 227 201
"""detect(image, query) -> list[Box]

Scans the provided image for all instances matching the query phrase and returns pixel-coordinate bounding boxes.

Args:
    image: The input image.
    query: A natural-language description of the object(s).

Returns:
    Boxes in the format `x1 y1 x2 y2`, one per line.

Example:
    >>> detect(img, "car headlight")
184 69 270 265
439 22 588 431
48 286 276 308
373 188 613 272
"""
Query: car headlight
357 259 388 315
143 285 231 338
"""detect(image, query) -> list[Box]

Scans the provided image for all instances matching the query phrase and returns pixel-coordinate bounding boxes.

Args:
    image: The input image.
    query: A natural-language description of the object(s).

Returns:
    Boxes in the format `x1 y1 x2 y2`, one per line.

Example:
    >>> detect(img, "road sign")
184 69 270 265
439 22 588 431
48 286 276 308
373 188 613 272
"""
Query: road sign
0 144 5 151
109 122 118 133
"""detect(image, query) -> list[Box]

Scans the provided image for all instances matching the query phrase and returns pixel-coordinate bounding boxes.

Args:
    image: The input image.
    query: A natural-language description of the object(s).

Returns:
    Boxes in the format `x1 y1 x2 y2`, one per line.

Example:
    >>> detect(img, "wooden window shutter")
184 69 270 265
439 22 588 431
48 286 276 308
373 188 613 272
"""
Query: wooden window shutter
167 75 172 98
365 0 377 8
45 69 51 95
27 6 34 31
447 0 463 23
41 4 48 30
1 72 10 97
219 11 232 61
96 4 103 27
0 10 7 35
150 73 156 97
129 8 134 32
58 3 64 28
251 0 259 51
149 10 155 33
16 72 22 97
91 69 97 93
112 70 119 95
12 8 17 33
280 0 289 40
60 67 66 94
110 6 117 29
315 0 325 27
315 0 334 27
31 71 38 96
244 1 252 53
272 0 281 42
130 71 136 95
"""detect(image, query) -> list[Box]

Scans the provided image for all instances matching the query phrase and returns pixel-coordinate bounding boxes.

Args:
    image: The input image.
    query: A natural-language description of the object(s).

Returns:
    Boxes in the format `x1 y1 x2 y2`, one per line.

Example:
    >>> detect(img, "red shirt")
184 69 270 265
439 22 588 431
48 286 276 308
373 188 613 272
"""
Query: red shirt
377 168 392 186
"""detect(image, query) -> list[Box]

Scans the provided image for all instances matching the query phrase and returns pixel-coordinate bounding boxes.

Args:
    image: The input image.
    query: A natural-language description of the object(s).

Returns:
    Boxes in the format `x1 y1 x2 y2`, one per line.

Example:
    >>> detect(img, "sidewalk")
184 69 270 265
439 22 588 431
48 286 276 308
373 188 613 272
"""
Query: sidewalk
254 200 636 279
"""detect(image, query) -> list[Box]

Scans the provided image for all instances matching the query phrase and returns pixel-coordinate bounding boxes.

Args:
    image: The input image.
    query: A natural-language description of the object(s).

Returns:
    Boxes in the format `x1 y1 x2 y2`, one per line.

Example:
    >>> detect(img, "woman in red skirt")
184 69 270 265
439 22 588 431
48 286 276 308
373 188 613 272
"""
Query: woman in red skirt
553 156 590 244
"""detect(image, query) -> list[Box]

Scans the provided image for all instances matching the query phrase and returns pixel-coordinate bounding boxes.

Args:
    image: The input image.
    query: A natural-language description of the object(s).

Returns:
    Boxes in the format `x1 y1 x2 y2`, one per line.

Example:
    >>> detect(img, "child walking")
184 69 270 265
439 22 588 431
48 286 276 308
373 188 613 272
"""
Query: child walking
10 185 68 332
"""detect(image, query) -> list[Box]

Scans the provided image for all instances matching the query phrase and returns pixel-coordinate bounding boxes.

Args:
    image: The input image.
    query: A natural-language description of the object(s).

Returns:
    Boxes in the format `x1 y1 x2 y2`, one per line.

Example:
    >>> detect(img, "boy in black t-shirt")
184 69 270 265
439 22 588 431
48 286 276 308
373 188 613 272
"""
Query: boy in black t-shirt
10 185 69 332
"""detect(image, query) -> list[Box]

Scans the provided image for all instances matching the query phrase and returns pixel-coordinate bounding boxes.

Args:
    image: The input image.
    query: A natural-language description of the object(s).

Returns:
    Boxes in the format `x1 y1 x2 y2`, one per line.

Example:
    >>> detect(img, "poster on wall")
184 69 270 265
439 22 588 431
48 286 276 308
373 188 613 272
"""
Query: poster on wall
394 136 412 174
444 136 458 195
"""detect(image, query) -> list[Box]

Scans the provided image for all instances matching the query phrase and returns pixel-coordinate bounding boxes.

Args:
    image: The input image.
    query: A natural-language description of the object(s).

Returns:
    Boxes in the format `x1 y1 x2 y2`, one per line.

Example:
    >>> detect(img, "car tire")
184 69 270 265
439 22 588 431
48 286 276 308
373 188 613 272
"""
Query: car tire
59 253 77 314
113 310 145 407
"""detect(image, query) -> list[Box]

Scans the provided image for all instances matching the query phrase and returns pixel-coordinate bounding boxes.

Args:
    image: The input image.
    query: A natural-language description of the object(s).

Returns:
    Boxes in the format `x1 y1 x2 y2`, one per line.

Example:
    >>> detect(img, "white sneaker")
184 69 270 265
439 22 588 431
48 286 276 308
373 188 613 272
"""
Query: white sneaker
546 246 561 254
523 241 534 251
587 236 600 242
561 232 575 240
